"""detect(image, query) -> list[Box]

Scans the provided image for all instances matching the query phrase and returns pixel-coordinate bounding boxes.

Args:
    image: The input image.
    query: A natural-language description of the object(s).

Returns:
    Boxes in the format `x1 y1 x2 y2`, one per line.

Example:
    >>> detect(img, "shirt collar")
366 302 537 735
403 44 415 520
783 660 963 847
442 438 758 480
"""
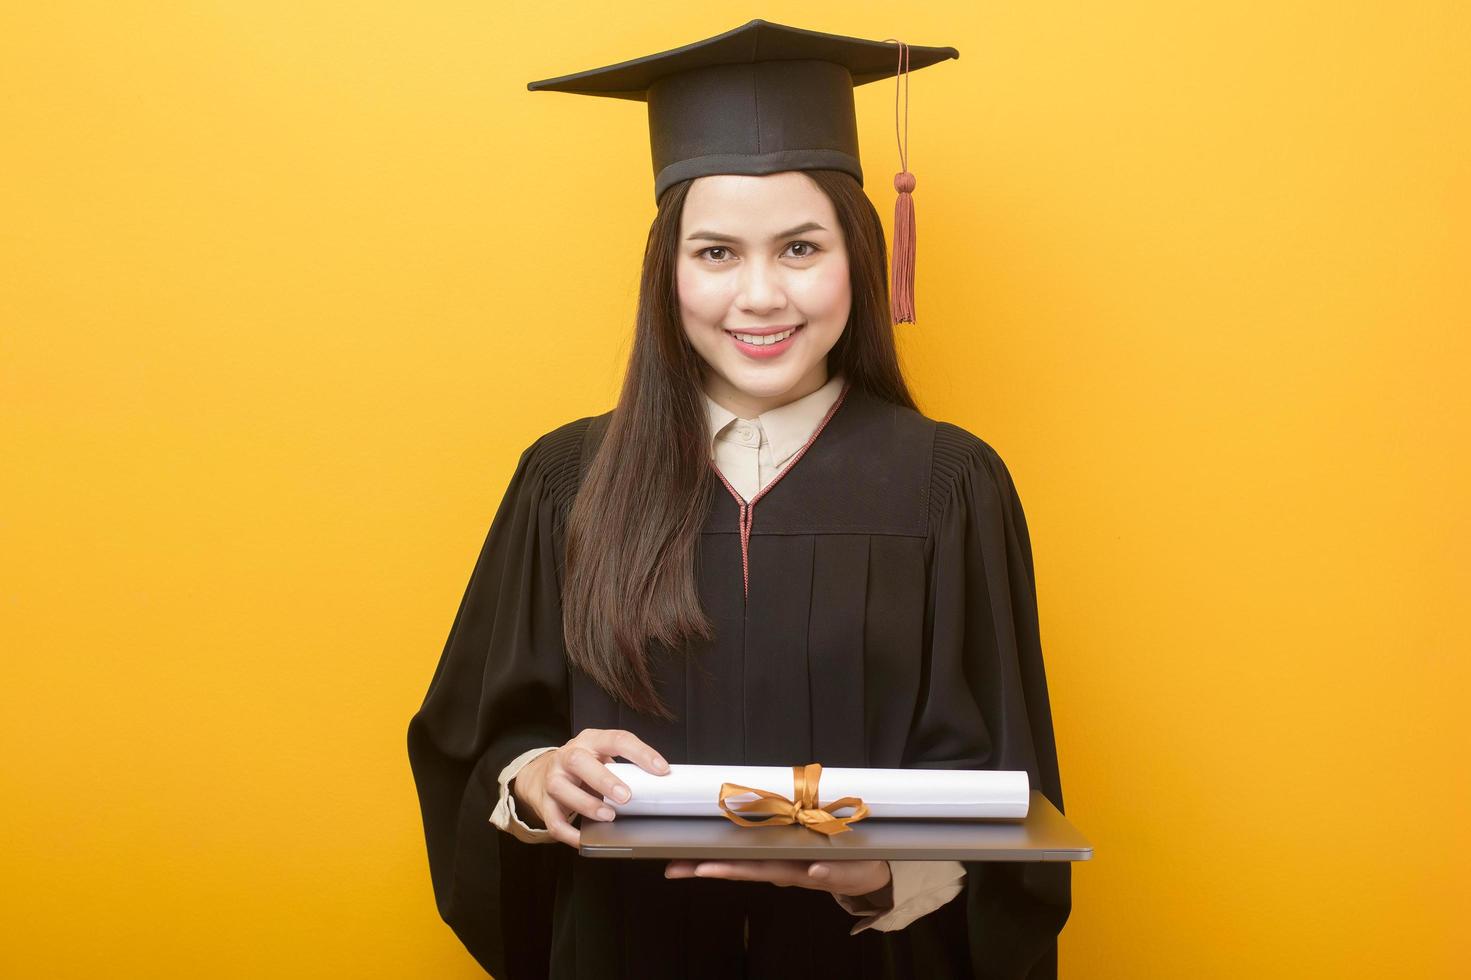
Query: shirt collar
703 373 847 467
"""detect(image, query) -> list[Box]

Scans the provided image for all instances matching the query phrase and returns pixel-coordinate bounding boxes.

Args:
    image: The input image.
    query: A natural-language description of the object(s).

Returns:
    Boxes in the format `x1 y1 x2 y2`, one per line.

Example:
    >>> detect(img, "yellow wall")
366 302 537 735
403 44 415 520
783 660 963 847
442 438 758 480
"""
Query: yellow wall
2 2 1466 976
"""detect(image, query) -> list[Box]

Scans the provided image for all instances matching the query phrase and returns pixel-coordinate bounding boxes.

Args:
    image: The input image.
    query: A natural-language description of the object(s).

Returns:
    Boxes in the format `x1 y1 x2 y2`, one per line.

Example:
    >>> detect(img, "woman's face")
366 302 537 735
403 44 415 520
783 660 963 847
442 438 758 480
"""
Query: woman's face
676 171 850 416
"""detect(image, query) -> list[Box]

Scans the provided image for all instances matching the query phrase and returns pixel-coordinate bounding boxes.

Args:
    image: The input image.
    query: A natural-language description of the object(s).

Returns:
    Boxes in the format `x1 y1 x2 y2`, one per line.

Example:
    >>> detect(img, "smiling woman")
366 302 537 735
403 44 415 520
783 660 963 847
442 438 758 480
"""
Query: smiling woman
563 165 909 724
406 19 1071 980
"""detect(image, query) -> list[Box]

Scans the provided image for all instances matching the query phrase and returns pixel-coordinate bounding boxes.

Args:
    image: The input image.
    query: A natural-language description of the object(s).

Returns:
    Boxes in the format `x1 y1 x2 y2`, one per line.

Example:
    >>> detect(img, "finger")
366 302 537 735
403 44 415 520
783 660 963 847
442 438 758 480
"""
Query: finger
562 747 633 805
590 729 669 775
542 804 581 848
570 728 625 764
692 860 814 887
546 771 617 822
803 860 891 896
664 859 700 879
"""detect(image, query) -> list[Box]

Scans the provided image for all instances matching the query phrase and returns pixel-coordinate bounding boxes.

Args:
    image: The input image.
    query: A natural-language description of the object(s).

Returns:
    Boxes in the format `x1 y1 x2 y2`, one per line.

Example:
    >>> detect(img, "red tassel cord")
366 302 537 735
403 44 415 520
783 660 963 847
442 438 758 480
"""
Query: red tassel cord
887 39 918 324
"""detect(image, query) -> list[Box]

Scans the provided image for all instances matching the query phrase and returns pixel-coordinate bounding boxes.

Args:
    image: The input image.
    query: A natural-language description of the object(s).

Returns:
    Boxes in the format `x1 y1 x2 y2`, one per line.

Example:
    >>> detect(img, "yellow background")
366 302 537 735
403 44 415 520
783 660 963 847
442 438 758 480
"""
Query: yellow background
2 2 1467 977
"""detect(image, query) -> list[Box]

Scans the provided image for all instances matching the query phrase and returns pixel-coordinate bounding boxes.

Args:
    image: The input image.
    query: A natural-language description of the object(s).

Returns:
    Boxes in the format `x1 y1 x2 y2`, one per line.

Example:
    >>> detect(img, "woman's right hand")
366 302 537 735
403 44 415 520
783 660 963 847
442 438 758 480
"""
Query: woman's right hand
510 728 670 847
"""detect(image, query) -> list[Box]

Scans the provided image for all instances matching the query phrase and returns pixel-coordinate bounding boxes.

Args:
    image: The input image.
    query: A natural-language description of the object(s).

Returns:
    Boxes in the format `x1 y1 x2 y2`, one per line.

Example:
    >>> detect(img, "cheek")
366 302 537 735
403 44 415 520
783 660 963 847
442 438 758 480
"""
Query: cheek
676 264 731 323
794 259 851 321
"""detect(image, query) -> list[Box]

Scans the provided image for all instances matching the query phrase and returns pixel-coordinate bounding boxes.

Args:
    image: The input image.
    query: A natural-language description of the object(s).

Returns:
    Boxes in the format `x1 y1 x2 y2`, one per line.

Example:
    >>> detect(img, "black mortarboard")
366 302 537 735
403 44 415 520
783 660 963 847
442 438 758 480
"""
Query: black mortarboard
527 19 961 323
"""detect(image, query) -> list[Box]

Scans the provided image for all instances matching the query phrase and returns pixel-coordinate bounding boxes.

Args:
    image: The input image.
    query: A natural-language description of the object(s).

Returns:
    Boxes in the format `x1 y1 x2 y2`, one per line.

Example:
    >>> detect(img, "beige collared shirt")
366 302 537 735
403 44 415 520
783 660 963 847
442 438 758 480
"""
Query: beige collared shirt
488 374 966 933
703 371 847 502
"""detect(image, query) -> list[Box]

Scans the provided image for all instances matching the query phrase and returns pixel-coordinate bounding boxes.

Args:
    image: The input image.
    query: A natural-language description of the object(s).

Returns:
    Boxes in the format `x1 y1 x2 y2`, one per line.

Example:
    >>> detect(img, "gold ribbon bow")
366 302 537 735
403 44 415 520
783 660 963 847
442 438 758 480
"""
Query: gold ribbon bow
717 763 870 836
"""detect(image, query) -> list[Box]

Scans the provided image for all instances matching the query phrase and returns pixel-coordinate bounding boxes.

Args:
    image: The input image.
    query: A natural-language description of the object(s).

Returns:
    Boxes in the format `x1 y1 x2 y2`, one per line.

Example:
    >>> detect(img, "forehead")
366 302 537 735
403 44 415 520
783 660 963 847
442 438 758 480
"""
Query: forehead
680 172 838 234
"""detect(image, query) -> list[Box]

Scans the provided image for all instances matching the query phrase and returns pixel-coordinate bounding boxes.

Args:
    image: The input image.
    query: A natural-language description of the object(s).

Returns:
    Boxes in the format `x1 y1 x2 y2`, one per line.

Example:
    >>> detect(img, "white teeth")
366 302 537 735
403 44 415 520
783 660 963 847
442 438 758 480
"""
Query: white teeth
732 328 795 346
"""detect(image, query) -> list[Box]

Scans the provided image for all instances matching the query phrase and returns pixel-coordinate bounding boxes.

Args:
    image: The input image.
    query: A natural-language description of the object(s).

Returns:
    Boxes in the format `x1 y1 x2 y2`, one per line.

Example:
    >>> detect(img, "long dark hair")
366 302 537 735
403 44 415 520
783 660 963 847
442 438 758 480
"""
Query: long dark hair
563 169 918 719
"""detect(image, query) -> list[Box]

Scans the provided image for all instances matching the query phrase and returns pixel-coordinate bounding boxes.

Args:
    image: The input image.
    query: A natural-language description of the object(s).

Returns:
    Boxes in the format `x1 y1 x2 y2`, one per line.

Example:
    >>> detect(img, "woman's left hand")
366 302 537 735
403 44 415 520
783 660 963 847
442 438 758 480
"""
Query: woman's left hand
664 859 891 898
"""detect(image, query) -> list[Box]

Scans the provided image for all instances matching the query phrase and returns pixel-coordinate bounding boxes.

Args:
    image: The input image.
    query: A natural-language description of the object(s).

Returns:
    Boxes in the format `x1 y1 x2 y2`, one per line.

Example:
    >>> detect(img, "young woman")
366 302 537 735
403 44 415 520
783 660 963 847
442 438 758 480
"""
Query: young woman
408 20 1070 980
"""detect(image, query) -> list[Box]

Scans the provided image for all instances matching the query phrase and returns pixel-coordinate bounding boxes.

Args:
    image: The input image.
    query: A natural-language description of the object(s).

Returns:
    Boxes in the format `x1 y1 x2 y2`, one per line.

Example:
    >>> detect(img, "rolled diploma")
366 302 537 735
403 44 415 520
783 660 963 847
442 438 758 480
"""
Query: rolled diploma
602 763 1030 819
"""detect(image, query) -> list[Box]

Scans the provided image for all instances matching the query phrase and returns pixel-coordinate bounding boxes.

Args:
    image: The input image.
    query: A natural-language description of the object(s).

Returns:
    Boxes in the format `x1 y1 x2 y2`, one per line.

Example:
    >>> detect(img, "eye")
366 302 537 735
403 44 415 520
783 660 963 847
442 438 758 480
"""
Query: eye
697 246 734 263
785 241 821 259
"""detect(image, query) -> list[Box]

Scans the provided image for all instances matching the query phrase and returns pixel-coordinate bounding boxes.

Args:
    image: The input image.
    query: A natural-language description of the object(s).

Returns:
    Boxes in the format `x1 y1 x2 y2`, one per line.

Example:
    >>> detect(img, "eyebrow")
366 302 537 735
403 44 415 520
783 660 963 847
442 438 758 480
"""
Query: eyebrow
685 221 829 244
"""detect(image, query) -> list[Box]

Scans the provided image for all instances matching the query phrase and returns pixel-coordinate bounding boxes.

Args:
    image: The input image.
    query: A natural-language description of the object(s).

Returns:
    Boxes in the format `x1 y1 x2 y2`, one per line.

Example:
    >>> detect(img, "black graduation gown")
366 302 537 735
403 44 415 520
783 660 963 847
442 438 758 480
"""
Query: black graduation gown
406 385 1071 979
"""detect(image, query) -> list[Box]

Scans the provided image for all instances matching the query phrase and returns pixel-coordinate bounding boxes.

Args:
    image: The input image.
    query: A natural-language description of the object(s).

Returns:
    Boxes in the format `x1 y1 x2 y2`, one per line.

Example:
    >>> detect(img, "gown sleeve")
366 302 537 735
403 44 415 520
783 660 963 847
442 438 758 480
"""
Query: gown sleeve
909 423 1072 979
406 423 586 978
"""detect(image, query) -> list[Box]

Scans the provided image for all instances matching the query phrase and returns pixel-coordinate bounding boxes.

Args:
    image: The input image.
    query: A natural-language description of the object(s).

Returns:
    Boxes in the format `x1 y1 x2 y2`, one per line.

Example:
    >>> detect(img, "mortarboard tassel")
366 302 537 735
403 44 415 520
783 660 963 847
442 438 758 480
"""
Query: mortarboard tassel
887 40 918 324
891 170 917 324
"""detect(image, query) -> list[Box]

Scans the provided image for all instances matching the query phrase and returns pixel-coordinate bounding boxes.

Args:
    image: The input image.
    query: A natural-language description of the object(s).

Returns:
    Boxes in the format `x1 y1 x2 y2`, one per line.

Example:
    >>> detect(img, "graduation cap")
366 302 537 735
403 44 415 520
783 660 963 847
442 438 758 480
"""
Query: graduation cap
527 19 960 324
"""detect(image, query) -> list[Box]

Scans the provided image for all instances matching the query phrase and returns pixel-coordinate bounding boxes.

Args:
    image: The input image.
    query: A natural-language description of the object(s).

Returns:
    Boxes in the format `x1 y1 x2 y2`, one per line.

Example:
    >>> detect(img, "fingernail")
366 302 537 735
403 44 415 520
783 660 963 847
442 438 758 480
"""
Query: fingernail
809 864 830 879
654 756 669 771
597 807 615 821
613 786 631 803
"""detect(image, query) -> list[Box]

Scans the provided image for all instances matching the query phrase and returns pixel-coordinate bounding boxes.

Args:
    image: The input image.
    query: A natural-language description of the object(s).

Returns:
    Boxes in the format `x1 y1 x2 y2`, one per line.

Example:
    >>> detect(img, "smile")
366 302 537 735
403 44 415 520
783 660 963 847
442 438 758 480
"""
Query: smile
725 324 804 360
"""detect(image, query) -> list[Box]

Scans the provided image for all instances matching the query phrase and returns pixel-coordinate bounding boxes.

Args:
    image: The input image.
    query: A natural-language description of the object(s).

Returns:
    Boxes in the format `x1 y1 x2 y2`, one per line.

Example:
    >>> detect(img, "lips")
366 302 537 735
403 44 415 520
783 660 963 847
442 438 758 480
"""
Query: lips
726 323 803 360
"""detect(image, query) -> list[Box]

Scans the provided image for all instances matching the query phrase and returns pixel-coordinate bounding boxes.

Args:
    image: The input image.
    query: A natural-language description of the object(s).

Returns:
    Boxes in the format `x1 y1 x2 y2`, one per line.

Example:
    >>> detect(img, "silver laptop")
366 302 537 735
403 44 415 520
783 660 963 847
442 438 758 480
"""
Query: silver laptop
579 790 1092 861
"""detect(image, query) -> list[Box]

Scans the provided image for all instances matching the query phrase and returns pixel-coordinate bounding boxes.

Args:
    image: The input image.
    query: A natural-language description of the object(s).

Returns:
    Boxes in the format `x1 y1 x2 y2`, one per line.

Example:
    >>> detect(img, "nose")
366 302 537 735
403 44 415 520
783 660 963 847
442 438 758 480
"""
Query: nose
735 257 788 316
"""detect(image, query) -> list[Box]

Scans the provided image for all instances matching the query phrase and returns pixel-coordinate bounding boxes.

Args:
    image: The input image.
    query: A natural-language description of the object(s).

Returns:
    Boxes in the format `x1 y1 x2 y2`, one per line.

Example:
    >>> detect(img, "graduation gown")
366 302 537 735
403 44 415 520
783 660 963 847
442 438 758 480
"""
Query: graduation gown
406 385 1071 979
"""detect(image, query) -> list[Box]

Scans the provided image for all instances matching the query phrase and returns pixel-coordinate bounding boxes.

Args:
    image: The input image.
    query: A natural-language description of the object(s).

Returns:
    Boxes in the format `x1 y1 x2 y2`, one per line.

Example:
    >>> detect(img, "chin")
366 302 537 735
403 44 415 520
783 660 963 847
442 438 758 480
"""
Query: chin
724 362 814 397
